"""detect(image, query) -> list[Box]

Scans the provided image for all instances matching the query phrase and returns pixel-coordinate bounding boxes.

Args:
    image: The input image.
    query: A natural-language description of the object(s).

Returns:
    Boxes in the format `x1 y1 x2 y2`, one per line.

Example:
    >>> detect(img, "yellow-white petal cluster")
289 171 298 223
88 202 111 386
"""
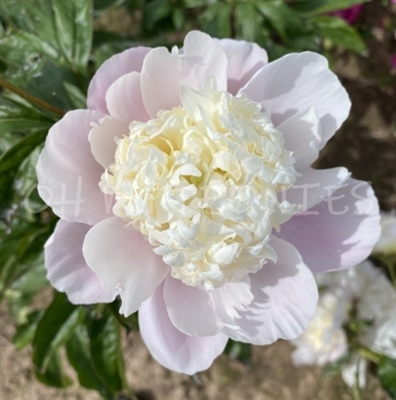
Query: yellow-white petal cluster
101 84 298 289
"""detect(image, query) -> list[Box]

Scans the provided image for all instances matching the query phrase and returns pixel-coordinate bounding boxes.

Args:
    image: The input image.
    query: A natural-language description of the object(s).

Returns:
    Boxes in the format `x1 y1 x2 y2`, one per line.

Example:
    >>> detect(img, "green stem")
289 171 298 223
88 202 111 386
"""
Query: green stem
385 259 396 287
357 344 383 364
352 380 362 400
0 78 65 117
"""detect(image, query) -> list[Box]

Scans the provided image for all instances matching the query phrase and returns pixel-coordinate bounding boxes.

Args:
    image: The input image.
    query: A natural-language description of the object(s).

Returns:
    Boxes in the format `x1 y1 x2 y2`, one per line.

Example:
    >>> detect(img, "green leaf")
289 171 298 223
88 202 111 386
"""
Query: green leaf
378 357 396 399
200 3 232 38
0 224 43 295
6 58 76 112
314 16 367 53
184 0 215 7
11 261 47 295
13 310 44 350
172 8 185 31
1 0 92 78
235 3 264 42
291 0 369 16
143 0 172 31
33 292 85 374
52 0 93 74
86 308 127 392
256 1 305 42
0 95 52 135
63 82 87 109
66 325 114 398
36 351 73 388
0 130 46 212
94 0 126 13
0 0 56 48
225 340 252 365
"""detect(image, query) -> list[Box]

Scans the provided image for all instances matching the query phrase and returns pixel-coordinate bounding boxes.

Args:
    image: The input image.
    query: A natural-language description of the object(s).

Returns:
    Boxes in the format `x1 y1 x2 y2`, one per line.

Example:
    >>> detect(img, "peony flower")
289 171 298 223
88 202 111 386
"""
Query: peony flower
291 289 349 367
292 260 396 387
373 211 396 255
37 31 380 374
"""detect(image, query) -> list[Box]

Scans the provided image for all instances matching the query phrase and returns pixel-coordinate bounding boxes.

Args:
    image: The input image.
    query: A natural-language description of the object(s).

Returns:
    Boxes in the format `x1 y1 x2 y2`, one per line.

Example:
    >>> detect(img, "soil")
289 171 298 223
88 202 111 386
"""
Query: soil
1 1 395 399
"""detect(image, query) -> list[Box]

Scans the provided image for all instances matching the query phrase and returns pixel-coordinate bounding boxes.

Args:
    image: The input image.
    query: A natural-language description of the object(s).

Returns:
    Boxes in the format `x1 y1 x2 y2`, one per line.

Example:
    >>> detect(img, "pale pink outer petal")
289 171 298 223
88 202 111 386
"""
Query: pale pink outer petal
141 31 227 117
105 71 150 124
89 116 129 169
222 237 318 344
277 107 321 168
45 220 116 304
210 277 254 330
87 47 151 113
140 47 181 118
215 38 268 95
240 52 351 149
283 167 351 212
82 217 170 316
163 275 221 336
139 283 228 375
278 178 380 273
37 110 112 225
182 31 227 91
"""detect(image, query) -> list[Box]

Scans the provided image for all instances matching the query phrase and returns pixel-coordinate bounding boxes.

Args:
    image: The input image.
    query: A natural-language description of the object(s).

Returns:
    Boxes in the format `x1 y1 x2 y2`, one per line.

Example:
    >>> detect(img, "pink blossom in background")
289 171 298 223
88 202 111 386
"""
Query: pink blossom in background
37 31 380 374
332 4 364 25
391 55 396 70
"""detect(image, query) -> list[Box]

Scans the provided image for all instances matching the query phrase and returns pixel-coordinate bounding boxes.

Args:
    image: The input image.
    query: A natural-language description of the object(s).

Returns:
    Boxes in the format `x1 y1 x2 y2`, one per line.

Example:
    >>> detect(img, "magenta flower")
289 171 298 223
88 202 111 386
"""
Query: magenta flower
37 31 380 374
391 55 396 71
332 4 364 25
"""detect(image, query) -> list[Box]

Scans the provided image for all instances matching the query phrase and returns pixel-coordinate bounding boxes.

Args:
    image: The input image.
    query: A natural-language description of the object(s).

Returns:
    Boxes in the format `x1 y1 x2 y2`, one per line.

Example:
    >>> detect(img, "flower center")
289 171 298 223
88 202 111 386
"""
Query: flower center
101 85 298 290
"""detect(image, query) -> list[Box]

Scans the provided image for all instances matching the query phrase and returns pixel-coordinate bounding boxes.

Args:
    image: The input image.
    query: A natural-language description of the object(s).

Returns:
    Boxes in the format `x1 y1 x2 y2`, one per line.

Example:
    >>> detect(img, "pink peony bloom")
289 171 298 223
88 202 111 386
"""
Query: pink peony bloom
37 31 380 374
332 4 364 25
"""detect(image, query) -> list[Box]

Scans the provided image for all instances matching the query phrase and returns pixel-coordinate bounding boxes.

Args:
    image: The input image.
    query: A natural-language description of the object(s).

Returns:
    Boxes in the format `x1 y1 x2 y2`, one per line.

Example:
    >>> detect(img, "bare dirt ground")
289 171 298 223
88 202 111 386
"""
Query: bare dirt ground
1 1 395 399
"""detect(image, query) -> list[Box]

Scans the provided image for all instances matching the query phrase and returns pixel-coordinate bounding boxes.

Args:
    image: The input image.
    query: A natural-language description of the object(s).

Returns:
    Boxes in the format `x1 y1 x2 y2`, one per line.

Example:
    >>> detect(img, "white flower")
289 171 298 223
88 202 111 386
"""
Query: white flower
292 260 396 387
37 31 380 374
373 211 396 255
292 290 349 366
101 82 297 289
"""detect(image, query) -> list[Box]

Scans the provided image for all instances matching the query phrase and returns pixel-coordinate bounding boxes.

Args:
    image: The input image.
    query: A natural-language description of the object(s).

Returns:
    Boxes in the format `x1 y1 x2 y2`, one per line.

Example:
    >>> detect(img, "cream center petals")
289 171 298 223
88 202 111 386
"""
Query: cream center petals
100 83 298 290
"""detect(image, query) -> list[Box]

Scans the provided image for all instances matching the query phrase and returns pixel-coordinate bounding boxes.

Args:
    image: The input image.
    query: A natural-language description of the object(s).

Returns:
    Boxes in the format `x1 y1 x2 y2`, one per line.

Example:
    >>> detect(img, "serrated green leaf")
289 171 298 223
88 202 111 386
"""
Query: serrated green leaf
291 0 369 16
33 292 86 372
378 357 396 399
13 310 44 350
52 0 93 74
66 325 114 398
314 16 366 53
86 309 127 392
